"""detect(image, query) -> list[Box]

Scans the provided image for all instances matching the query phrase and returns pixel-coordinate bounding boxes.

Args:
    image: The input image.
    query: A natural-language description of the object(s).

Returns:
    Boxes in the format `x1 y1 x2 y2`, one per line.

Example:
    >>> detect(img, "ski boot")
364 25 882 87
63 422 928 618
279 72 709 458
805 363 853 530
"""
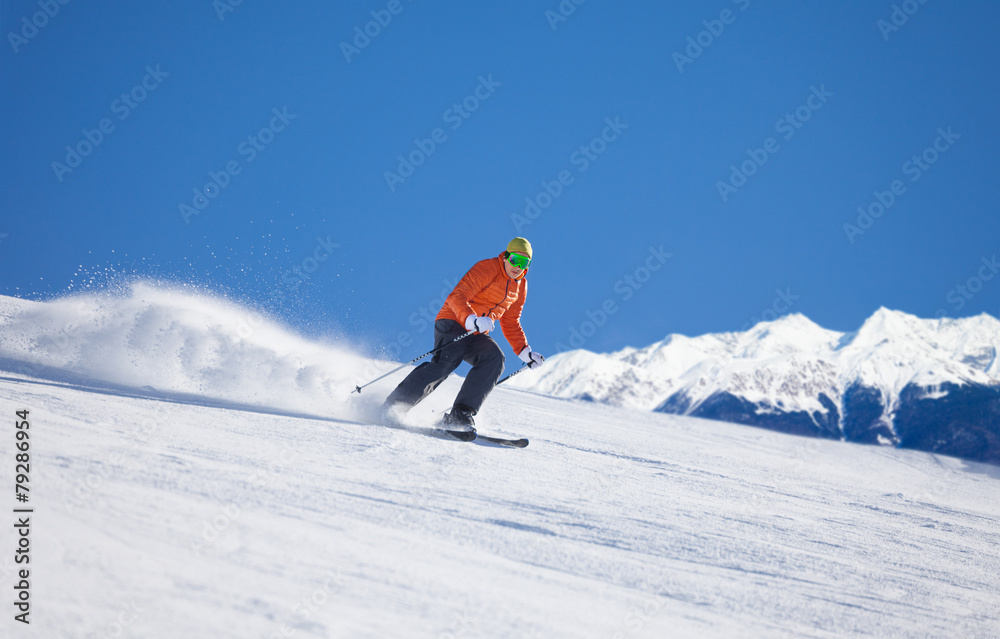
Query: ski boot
441 405 477 441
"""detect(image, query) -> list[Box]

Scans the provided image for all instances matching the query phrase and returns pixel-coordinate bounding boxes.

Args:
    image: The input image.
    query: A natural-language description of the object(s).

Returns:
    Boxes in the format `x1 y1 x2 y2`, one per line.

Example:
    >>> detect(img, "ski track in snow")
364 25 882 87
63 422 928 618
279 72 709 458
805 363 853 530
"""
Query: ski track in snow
0 287 997 637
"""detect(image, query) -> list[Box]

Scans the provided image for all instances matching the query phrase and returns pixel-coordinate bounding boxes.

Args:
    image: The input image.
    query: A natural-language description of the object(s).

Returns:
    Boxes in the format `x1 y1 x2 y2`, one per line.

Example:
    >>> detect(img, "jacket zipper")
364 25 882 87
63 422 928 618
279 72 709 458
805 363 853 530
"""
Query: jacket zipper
484 261 515 318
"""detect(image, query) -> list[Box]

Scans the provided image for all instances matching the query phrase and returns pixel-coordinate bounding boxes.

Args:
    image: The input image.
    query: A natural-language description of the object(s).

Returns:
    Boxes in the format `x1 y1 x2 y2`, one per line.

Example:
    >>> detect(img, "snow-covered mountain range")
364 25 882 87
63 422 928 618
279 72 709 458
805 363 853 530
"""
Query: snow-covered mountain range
509 309 1000 465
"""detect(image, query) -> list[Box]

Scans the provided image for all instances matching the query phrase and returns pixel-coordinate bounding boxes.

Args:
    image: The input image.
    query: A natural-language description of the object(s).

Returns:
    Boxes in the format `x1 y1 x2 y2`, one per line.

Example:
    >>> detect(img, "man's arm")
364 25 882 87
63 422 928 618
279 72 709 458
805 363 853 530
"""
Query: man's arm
443 259 494 322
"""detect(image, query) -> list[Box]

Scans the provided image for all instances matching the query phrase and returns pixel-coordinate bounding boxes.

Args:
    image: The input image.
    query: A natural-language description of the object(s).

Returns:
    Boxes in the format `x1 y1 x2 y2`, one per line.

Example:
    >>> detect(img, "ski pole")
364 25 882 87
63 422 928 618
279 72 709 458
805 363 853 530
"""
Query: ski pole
352 331 474 394
495 364 529 387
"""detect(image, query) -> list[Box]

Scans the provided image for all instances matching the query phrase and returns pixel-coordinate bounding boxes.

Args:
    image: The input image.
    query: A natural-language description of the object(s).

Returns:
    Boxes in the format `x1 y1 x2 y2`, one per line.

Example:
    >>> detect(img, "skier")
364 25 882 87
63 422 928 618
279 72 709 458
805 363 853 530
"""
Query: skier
383 237 545 435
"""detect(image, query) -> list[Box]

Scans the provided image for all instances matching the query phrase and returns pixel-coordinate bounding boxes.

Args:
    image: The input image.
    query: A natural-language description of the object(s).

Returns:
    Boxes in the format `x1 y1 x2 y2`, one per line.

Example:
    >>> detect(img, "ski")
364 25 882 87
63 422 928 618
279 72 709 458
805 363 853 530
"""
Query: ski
440 428 476 442
439 428 528 448
436 409 528 447
476 434 529 448
441 429 528 448
375 414 528 447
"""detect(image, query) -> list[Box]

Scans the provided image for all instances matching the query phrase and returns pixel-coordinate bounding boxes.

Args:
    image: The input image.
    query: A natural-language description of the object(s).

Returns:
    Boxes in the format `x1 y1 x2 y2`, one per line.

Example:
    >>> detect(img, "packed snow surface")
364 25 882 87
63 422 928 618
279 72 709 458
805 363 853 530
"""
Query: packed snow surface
0 286 997 638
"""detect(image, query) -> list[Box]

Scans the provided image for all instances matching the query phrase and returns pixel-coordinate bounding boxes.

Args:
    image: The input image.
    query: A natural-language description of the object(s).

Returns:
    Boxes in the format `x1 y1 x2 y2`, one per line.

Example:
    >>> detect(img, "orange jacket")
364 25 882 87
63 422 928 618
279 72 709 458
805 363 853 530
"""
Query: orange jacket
437 252 528 354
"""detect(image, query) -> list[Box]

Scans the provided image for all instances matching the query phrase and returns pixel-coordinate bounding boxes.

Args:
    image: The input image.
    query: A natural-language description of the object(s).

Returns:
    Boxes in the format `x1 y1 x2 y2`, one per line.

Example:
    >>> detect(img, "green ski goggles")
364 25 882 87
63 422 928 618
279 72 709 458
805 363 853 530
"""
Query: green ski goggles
506 252 531 270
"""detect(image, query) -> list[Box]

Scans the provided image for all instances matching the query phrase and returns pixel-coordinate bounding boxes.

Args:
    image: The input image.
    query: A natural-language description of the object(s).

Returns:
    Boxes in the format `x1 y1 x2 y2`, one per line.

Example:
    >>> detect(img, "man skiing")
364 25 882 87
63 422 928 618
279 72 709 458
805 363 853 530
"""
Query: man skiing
383 237 545 436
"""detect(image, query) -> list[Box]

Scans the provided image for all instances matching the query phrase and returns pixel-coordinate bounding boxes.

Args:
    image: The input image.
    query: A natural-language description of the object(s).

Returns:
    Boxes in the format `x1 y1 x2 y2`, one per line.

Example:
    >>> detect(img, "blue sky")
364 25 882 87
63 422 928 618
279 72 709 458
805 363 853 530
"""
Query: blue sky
2 1 999 362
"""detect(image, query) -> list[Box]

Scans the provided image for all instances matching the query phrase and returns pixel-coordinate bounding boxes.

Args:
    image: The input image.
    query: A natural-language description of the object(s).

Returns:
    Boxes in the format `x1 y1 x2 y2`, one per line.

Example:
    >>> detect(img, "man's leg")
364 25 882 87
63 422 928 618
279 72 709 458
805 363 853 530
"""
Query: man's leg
384 320 467 409
452 334 505 416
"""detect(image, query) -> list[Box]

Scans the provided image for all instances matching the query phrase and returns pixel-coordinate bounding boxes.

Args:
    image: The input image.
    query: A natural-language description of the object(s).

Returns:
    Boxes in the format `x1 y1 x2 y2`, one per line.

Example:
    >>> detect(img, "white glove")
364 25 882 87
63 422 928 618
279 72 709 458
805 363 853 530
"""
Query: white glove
465 314 494 334
518 347 545 369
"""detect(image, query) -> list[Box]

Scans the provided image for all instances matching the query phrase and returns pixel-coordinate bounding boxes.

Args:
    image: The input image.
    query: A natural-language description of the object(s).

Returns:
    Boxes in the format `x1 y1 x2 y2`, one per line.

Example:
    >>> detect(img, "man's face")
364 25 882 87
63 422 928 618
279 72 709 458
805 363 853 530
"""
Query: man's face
503 257 525 279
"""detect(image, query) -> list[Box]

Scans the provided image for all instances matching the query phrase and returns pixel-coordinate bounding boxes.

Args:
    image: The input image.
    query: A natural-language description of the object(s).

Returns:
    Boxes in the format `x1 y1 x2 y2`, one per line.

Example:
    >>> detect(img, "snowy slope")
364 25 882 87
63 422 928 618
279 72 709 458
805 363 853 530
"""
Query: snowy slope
0 287 998 637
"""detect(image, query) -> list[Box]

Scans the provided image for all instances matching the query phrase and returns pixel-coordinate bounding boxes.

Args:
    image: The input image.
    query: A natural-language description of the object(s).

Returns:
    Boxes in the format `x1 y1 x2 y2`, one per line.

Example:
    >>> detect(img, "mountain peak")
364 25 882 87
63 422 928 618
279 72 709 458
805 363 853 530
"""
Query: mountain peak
755 311 835 335
866 306 921 326
737 312 842 358
852 307 928 343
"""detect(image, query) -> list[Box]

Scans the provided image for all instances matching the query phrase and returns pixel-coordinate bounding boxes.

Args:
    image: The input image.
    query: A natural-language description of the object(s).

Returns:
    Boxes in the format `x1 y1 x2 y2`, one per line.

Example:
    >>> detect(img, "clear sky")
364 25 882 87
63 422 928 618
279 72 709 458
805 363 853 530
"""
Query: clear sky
2 1 999 363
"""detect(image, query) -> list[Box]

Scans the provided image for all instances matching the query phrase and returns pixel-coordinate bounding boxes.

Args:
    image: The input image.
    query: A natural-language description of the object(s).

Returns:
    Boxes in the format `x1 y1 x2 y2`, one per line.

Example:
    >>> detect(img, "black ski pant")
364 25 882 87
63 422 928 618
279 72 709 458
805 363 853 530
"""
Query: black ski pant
385 319 504 415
